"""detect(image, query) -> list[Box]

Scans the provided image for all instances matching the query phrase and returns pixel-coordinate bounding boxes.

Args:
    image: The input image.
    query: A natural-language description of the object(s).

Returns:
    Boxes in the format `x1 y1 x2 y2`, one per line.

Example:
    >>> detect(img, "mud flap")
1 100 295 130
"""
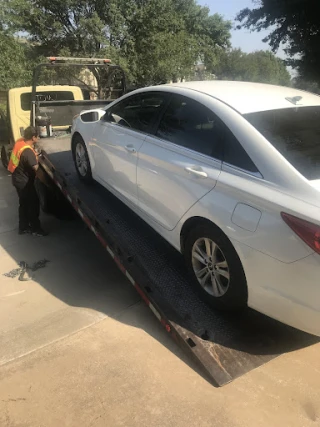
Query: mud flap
35 169 77 220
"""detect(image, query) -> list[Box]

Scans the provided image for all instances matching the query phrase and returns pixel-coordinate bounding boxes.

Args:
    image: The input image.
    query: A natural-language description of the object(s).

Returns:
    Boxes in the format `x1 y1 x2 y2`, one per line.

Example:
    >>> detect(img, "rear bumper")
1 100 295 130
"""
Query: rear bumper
232 239 320 337
250 287 320 337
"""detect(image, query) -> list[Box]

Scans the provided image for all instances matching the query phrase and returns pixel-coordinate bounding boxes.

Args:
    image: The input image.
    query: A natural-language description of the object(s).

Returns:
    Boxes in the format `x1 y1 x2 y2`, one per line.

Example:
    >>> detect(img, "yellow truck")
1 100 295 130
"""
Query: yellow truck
0 57 127 168
0 85 84 167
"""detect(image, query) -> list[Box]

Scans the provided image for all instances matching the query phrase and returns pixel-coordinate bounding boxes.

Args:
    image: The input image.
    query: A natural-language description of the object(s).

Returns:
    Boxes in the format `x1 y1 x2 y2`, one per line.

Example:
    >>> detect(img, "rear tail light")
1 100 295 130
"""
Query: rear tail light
281 212 320 255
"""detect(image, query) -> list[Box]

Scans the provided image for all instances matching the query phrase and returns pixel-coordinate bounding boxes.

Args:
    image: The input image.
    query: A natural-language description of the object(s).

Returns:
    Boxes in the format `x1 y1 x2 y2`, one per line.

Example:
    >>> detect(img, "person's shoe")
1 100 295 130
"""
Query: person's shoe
18 228 31 235
31 228 48 237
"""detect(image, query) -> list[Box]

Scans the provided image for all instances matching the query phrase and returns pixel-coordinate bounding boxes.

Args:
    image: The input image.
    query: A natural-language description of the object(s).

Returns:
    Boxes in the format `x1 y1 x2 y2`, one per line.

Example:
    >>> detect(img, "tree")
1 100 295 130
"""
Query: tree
292 77 320 94
0 32 33 89
236 0 320 83
1 0 232 86
214 49 291 86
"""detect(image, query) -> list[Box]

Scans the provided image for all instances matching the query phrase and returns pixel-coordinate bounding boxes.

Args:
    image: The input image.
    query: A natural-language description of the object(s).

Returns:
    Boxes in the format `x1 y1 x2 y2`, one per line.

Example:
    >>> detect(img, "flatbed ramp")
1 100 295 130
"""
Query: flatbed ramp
38 136 316 386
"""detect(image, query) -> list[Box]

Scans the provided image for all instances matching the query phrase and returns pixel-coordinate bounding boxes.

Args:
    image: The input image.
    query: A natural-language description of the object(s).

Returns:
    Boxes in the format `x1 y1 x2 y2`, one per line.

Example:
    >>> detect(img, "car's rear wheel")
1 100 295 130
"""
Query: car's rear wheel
72 135 92 183
184 222 248 310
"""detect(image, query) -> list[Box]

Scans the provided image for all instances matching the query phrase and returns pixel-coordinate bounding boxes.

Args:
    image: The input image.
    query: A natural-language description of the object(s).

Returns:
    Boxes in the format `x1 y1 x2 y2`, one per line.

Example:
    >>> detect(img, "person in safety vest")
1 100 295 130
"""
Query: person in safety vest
8 126 47 236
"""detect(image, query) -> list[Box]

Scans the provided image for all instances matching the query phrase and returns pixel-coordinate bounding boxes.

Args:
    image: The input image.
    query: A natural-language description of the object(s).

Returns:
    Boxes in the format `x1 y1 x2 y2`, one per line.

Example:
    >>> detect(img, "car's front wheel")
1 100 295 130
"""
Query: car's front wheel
184 222 248 311
72 135 93 183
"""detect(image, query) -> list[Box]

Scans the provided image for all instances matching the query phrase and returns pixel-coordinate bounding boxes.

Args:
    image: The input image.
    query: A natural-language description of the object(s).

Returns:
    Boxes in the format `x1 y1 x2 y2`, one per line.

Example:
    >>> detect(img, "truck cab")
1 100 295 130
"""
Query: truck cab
1 57 127 169
0 85 84 167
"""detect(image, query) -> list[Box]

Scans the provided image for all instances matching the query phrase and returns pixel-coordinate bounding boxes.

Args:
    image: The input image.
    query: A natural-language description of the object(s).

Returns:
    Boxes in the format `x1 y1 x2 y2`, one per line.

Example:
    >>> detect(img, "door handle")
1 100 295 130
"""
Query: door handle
185 167 208 178
125 145 136 153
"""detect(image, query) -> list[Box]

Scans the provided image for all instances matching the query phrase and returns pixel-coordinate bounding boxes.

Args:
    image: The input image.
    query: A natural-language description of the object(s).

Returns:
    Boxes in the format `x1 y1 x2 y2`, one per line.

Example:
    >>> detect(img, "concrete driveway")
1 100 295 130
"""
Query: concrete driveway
0 167 319 427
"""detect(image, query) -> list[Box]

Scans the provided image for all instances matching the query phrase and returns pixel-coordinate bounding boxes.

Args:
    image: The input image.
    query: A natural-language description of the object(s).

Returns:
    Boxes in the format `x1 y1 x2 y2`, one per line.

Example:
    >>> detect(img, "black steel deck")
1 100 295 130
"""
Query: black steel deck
38 135 317 387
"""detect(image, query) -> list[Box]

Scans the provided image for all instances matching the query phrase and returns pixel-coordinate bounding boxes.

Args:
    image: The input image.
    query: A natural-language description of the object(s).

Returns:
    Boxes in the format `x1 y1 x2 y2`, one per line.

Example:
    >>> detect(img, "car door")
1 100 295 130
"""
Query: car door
91 92 169 205
137 94 224 231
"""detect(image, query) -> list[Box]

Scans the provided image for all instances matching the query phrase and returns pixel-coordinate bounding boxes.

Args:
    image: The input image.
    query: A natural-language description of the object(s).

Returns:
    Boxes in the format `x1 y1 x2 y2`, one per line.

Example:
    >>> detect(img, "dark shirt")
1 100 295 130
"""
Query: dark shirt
12 148 37 189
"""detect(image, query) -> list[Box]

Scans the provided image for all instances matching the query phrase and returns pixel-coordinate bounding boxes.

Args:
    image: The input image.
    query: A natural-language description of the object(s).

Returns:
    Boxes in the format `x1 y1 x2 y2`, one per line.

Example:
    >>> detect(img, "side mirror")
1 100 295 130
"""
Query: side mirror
81 111 100 123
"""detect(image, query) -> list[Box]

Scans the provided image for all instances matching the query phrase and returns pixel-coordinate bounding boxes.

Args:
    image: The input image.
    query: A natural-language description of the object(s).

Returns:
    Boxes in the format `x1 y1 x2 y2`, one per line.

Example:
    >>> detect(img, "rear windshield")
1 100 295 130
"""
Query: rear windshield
21 91 75 111
244 106 320 180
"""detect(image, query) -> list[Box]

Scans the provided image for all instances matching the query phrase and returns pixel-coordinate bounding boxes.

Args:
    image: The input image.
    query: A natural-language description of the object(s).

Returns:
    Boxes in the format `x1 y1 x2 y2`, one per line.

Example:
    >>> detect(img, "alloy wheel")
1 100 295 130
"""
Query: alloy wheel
75 143 88 177
191 237 230 297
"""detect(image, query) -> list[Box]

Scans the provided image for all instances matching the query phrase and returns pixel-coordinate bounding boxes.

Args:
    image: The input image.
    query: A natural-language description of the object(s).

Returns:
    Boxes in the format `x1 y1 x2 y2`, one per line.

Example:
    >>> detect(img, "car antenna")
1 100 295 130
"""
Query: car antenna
285 96 302 105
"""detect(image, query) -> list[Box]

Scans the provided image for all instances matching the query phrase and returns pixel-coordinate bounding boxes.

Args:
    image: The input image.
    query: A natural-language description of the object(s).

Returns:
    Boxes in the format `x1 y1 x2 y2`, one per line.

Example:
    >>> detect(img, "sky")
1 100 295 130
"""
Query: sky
197 0 286 59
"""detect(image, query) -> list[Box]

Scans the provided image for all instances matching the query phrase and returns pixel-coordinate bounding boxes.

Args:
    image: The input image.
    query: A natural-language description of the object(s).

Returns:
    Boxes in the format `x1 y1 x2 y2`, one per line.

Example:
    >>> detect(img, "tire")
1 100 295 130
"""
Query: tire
184 222 248 311
1 145 9 170
72 135 93 183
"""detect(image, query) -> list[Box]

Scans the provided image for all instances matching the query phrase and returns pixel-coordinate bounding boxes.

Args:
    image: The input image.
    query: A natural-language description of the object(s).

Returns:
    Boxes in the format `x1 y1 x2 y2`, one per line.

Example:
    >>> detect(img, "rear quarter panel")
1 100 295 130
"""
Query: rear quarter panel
176 168 315 263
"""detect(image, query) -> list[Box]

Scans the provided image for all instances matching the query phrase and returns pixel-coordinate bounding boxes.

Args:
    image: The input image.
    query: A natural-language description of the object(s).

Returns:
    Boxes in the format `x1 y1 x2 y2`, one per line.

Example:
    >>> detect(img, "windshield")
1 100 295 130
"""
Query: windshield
244 106 320 180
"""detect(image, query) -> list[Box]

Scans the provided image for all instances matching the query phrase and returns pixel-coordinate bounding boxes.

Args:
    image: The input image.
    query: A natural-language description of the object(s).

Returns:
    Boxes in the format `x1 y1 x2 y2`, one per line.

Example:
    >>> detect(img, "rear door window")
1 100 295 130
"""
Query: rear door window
223 127 259 173
156 94 223 160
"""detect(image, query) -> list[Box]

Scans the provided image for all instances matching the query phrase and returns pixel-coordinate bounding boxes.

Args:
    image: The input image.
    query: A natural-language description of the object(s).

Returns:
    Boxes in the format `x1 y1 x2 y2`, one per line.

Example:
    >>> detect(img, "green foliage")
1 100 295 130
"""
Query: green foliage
0 32 33 89
214 49 291 86
1 0 231 87
236 0 320 83
292 78 320 94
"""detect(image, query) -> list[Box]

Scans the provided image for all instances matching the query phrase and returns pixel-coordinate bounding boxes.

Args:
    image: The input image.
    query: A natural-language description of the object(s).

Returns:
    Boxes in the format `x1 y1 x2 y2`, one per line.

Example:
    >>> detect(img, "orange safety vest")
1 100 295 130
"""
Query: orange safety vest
8 138 37 174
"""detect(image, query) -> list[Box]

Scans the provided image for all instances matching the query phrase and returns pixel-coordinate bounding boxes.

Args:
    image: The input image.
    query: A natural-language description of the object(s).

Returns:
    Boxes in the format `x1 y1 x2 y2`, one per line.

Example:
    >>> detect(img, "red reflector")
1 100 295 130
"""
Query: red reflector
103 59 111 63
281 212 320 254
49 56 56 61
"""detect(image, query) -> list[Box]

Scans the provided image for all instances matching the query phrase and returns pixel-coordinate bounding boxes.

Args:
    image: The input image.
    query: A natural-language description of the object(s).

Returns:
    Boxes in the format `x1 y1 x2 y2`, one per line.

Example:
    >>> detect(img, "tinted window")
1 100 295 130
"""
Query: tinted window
105 92 168 133
21 91 75 111
245 106 320 180
223 128 259 173
156 95 223 159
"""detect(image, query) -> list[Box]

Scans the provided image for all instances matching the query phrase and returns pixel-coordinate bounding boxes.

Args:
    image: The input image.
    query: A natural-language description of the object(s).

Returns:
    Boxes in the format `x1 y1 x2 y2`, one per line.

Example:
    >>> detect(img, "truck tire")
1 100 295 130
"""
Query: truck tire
72 135 93 183
184 222 248 311
1 145 9 170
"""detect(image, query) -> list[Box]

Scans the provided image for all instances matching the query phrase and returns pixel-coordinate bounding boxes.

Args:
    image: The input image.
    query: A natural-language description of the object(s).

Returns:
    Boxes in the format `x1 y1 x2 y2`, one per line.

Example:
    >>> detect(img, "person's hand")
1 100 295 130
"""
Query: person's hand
34 148 42 161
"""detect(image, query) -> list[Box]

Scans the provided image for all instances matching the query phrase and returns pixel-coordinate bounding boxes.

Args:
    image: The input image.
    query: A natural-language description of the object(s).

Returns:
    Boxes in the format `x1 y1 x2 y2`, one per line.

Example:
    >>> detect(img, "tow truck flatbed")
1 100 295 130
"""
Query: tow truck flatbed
38 135 316 387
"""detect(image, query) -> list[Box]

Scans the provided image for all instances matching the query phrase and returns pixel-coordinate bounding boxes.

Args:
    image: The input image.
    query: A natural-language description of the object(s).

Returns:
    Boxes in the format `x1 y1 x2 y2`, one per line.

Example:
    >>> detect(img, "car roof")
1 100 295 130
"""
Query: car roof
156 81 320 114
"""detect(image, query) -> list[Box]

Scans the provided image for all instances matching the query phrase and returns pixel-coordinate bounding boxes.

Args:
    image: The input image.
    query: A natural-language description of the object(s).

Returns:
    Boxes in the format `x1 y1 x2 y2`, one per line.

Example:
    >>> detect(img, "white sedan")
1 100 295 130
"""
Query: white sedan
71 81 320 337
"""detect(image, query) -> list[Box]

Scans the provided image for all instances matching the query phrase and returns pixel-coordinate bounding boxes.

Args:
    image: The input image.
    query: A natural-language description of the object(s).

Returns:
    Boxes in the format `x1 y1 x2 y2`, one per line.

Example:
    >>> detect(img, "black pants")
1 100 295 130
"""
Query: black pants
15 182 40 231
